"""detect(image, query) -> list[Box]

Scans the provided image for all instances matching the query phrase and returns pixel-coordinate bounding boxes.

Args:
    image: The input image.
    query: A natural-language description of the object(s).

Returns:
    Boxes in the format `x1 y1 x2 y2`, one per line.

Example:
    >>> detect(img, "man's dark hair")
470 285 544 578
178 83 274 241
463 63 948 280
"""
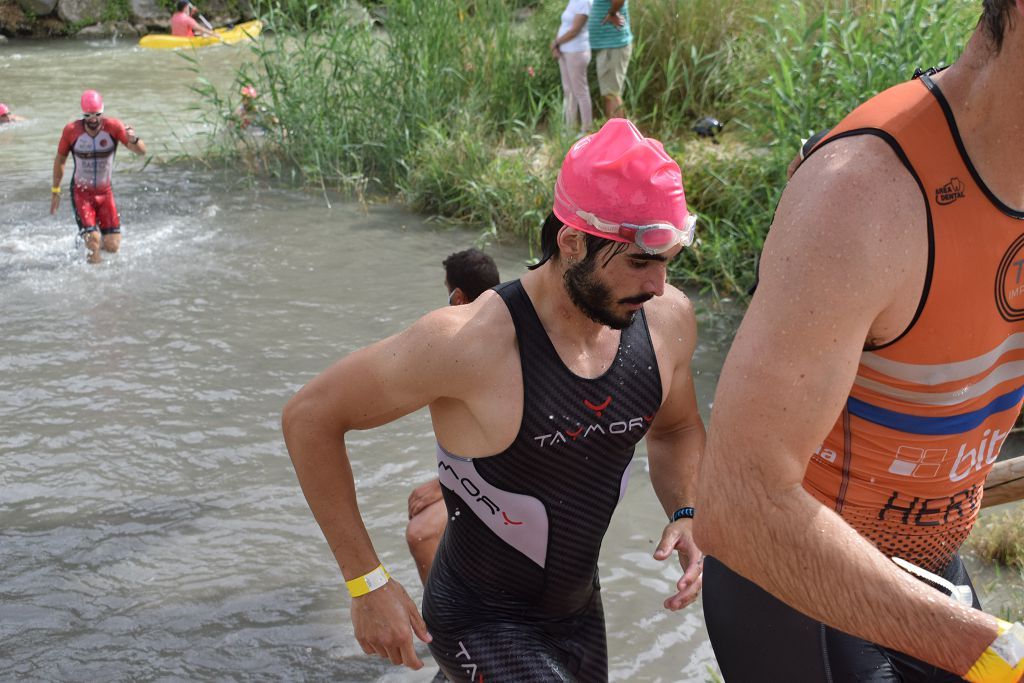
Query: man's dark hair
176 0 191 10
980 0 1016 51
444 248 500 302
528 212 629 271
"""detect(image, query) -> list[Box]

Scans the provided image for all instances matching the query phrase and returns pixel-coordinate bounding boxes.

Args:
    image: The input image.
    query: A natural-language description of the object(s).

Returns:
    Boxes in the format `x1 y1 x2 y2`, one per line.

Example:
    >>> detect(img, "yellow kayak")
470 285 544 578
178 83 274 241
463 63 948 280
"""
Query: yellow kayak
138 19 262 50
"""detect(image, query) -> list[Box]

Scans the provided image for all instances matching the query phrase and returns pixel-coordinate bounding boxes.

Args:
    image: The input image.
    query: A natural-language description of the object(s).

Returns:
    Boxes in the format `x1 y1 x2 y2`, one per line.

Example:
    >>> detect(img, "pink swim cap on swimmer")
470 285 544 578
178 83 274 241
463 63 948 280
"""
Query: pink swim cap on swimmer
81 90 104 114
0 103 9 116
240 86 257 98
552 118 690 242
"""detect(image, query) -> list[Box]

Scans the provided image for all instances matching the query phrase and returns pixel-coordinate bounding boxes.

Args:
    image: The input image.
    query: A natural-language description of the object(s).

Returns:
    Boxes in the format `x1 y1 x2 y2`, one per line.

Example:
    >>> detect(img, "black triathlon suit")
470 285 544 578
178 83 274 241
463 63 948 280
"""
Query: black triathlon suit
422 280 663 682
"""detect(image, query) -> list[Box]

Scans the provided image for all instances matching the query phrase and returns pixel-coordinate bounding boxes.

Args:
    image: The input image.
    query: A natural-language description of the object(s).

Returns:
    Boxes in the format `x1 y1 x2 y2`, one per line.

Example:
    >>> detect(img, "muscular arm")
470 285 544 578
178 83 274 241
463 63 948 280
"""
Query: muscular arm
282 308 479 668
645 291 704 518
645 289 707 609
693 138 999 675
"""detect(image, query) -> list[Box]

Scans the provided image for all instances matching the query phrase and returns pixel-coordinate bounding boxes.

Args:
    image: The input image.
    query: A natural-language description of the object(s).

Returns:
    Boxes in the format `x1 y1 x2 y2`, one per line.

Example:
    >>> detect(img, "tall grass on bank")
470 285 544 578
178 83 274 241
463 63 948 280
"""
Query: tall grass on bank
969 506 1024 620
204 0 559 197
197 0 978 294
668 0 974 292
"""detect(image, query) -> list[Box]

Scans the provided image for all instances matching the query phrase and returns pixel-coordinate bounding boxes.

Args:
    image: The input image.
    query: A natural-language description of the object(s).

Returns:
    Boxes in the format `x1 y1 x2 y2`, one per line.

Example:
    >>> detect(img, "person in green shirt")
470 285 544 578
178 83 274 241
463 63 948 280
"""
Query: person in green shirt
588 0 632 118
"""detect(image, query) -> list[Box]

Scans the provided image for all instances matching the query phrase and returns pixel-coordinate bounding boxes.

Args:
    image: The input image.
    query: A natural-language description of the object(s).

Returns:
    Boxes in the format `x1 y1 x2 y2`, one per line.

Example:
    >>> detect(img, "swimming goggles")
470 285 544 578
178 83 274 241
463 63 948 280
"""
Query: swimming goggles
575 209 696 255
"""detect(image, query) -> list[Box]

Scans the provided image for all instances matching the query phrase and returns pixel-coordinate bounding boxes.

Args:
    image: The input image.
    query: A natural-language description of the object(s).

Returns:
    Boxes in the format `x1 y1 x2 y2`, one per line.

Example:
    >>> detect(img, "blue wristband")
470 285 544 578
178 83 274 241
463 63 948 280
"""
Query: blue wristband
671 506 695 521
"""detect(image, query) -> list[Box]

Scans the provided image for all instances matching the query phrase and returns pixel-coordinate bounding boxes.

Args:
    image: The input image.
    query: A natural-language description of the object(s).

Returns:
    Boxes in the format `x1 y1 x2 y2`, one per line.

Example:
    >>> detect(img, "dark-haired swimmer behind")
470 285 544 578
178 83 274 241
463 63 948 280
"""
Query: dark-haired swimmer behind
283 118 706 680
405 247 501 587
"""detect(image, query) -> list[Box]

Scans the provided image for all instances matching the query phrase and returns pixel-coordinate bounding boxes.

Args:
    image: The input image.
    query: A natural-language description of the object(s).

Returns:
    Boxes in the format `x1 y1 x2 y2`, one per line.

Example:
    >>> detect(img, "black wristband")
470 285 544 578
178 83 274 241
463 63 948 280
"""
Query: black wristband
671 506 695 521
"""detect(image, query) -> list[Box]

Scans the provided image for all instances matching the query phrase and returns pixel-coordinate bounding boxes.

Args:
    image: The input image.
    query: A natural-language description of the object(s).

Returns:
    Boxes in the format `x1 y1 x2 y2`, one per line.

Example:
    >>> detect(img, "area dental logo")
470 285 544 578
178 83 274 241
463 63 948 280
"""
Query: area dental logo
935 177 965 205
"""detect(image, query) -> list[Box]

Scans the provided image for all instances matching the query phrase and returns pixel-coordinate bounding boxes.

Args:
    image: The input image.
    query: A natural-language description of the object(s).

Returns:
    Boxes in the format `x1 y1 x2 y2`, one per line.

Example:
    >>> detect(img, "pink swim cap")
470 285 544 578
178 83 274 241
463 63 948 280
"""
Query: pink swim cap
0 103 9 116
241 85 257 99
81 90 104 114
552 119 690 244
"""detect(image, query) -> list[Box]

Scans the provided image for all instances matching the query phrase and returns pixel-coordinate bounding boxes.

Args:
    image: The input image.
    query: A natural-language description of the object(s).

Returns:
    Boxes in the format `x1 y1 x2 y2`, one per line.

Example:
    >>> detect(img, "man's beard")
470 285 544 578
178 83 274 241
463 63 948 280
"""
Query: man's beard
563 258 651 330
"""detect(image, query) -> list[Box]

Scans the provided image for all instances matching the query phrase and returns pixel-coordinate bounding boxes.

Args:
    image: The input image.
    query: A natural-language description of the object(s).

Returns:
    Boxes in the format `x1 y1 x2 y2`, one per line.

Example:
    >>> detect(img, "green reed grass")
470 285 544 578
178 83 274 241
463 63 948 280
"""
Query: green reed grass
971 506 1024 573
193 0 981 294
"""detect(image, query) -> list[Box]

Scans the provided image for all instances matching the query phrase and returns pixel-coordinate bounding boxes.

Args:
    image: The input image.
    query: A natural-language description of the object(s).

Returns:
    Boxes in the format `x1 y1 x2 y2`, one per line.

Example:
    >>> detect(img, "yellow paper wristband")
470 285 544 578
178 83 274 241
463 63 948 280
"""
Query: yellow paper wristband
345 564 390 598
965 620 1024 683
51 186 61 194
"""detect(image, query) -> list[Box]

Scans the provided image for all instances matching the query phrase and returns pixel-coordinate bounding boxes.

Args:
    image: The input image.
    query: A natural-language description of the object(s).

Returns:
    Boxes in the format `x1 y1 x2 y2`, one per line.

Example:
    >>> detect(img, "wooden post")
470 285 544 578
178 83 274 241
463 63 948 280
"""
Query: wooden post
982 455 1024 508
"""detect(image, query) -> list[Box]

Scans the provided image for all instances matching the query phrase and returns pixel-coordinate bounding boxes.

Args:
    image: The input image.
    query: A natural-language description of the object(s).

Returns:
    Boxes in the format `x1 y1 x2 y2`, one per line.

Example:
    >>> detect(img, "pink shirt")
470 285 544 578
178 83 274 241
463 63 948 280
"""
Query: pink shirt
170 11 199 37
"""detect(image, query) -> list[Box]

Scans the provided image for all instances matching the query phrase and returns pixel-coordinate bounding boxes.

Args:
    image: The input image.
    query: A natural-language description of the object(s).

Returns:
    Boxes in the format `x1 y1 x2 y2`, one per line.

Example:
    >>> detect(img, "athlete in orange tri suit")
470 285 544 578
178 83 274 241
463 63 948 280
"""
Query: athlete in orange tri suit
695 2 1024 682
51 90 146 264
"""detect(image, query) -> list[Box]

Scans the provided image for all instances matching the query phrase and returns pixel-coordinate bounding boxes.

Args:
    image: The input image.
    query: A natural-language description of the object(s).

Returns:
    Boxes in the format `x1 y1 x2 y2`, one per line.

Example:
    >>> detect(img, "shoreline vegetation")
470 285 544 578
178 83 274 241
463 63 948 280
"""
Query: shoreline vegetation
191 0 975 296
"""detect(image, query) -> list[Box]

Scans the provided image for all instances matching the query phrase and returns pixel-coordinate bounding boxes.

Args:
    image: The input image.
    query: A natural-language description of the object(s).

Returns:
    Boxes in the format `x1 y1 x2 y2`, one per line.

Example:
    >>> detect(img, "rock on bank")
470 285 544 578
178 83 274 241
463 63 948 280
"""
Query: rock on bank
0 0 254 38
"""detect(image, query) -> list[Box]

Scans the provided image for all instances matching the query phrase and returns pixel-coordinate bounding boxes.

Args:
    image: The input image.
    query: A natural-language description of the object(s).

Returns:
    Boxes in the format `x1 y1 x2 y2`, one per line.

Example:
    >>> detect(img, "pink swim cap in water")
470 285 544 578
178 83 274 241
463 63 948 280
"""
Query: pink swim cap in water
552 119 694 253
0 103 9 116
240 85 257 99
81 90 104 114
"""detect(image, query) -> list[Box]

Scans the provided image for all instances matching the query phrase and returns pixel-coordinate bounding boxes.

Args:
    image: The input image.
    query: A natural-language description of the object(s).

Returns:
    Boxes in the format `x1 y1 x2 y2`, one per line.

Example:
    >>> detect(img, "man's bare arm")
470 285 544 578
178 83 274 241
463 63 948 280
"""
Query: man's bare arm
282 308 474 669
693 137 1000 675
645 291 704 517
645 290 706 610
50 154 67 214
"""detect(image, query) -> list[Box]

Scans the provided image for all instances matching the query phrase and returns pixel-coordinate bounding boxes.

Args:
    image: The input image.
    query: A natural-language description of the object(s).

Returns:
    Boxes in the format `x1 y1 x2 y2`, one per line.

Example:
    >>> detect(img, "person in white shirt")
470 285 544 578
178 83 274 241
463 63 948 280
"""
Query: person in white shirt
550 0 594 133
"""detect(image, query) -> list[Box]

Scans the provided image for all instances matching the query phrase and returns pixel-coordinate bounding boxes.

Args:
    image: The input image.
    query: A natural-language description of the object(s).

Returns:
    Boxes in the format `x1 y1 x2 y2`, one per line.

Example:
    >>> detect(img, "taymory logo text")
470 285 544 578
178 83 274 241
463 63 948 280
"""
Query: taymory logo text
533 395 654 448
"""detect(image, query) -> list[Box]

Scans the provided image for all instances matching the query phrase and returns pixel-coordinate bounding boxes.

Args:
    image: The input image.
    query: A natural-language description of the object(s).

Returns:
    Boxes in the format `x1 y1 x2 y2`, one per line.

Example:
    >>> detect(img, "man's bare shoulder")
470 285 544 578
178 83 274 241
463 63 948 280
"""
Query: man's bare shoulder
758 133 929 343
767 136 927 294
643 284 698 359
408 289 515 362
785 134 926 248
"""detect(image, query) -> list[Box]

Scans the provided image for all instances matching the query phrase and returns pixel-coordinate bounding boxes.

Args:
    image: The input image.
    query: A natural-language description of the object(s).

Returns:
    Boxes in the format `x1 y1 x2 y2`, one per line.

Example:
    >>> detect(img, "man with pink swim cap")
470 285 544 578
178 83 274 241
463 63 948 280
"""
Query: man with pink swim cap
283 118 706 679
51 90 146 263
0 103 25 124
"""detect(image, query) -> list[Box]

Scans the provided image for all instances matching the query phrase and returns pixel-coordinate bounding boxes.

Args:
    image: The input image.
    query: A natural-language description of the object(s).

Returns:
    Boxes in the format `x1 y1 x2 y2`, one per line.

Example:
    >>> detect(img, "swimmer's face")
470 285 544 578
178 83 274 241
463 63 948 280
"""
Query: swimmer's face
564 242 681 329
83 112 101 130
0 114 9 124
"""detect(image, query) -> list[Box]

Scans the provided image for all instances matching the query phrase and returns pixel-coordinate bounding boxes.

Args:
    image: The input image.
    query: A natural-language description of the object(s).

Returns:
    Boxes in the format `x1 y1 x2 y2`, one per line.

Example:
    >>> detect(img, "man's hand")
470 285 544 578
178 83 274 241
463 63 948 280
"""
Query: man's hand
50 192 60 214
602 11 625 28
407 480 443 519
351 579 432 669
653 519 703 611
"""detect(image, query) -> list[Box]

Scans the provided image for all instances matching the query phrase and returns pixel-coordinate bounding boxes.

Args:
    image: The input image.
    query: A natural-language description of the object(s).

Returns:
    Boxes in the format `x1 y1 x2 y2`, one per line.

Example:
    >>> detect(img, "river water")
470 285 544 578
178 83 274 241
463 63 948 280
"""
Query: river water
0 38 740 682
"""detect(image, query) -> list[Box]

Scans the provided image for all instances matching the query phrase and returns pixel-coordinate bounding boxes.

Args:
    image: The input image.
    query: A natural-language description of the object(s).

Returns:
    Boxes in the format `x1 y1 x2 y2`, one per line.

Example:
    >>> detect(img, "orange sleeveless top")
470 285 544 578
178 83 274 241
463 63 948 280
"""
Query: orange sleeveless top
802 73 1024 572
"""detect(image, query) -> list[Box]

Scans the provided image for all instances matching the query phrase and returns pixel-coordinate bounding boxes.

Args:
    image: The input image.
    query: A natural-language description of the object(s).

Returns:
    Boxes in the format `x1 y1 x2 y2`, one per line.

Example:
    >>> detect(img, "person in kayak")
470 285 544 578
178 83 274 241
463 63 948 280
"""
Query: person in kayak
170 1 220 39
50 90 146 264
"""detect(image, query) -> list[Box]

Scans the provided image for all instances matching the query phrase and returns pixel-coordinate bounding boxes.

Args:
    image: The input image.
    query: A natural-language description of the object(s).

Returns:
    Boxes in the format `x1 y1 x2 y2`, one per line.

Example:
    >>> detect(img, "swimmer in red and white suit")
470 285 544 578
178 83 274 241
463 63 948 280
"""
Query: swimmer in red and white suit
51 90 146 264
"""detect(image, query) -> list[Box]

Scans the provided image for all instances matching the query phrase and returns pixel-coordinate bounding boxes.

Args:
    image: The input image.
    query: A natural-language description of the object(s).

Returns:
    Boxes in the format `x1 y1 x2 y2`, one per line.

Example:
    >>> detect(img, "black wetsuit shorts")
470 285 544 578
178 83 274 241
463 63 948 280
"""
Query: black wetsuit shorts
703 555 979 682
